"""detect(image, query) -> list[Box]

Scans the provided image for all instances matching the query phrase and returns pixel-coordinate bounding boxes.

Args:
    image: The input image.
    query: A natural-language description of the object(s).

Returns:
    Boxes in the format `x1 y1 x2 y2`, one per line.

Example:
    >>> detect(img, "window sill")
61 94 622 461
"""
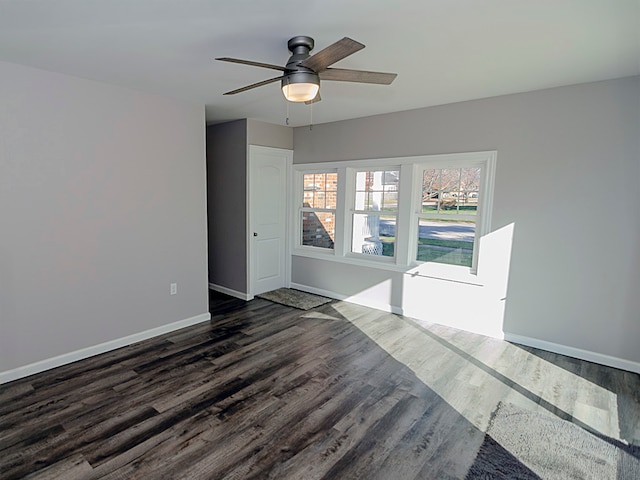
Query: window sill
406 262 485 286
292 248 485 286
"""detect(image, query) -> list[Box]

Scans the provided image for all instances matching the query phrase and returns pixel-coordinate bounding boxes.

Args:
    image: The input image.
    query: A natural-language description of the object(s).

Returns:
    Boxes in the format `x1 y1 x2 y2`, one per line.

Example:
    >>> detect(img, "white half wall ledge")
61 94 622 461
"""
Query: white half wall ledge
504 333 640 375
0 312 212 385
290 282 506 339
209 283 253 301
289 282 404 315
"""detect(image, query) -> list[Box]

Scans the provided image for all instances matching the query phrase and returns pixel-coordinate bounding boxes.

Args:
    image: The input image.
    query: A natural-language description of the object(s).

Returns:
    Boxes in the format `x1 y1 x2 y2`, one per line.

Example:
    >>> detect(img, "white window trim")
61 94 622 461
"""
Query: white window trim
411 157 494 275
292 151 496 285
294 168 338 254
345 165 401 263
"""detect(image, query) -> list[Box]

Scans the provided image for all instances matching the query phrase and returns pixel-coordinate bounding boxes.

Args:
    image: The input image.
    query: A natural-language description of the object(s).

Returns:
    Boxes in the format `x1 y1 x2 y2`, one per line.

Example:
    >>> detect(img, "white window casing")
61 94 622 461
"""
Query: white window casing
292 151 496 284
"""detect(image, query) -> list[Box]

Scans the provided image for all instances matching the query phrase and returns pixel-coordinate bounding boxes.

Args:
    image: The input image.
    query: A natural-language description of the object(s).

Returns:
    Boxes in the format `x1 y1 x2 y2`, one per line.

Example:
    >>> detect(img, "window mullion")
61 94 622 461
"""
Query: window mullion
334 167 349 257
395 163 415 266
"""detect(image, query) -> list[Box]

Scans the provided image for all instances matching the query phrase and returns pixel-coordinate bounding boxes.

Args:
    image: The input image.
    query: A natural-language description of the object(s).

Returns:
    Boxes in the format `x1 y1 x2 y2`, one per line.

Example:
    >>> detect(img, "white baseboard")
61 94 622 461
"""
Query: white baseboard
209 283 253 301
504 333 640 374
0 312 211 385
289 282 403 316
292 283 640 375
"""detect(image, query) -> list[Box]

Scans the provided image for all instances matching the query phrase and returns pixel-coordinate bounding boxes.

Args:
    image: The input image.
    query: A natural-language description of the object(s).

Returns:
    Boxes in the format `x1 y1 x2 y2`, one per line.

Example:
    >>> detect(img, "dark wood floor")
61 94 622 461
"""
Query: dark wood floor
1 290 639 479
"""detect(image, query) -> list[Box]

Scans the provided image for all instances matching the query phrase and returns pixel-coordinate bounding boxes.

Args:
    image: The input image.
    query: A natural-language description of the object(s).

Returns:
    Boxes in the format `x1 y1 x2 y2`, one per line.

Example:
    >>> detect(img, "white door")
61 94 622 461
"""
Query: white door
249 145 292 296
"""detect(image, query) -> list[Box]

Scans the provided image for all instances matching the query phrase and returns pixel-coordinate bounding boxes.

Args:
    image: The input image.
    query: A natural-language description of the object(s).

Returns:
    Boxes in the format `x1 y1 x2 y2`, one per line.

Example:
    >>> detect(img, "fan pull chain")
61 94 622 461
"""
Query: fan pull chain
285 100 290 126
309 102 313 131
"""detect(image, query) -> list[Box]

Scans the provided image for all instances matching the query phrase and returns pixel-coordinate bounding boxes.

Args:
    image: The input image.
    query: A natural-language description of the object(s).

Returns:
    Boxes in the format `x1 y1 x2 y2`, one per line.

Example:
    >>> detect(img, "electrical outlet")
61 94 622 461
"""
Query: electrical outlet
170 283 177 295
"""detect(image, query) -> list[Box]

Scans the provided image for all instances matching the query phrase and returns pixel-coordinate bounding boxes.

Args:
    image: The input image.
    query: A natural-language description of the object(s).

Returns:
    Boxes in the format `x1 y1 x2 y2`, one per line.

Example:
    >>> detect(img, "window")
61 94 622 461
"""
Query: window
416 166 482 268
351 169 399 258
293 151 495 277
300 172 337 249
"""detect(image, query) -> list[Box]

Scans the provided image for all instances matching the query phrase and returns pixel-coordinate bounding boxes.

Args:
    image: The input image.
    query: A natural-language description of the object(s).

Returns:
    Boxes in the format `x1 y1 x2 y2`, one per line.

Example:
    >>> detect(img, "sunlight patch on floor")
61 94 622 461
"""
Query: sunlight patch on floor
330 301 621 440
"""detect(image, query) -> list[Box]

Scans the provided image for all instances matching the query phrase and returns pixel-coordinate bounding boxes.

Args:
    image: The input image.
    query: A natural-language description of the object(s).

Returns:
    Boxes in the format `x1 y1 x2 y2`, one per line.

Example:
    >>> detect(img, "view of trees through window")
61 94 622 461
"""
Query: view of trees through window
417 167 481 267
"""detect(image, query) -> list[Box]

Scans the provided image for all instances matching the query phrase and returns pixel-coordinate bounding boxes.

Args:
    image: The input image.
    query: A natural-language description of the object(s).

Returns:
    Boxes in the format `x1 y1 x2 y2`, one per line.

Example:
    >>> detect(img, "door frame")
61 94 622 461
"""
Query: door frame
247 145 293 298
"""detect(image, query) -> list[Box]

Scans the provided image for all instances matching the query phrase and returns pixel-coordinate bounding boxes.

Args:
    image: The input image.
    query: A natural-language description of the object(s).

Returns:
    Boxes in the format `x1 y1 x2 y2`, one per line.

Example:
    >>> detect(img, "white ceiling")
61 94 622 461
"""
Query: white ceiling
0 0 638 127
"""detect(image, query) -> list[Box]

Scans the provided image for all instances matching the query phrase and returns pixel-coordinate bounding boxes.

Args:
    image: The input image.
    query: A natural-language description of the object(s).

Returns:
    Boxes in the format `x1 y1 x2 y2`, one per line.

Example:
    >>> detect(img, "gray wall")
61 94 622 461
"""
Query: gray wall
207 119 292 295
0 61 209 372
206 120 248 293
247 118 293 150
293 76 640 366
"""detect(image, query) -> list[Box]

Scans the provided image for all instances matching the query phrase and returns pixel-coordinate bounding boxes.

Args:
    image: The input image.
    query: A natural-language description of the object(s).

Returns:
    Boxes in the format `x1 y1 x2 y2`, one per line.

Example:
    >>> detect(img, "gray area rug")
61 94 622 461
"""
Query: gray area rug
256 288 332 310
466 402 640 479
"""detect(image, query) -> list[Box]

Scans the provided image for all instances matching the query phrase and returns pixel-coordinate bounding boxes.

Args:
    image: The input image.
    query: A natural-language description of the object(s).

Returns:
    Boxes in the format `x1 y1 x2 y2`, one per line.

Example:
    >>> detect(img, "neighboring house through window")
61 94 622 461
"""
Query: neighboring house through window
301 172 337 249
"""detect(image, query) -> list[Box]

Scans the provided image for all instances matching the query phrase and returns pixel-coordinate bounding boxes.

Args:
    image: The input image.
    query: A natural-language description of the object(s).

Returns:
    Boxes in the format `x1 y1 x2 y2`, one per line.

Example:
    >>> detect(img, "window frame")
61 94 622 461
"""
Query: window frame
346 166 401 263
295 168 339 254
292 151 496 281
409 156 494 275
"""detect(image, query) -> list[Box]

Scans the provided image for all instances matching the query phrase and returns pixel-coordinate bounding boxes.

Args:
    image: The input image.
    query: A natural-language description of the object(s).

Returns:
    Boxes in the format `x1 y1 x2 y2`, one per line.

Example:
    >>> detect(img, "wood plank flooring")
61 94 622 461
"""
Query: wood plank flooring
1 290 639 479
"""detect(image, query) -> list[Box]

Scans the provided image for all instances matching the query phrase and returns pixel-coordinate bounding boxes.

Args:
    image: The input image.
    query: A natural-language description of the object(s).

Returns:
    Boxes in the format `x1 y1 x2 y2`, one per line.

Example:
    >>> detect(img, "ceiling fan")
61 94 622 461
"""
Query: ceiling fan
216 36 397 104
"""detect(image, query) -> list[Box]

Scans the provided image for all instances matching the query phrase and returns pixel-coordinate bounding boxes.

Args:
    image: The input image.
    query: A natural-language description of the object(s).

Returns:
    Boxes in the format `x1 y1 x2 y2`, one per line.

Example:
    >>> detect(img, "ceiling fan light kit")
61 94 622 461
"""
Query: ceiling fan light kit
216 35 397 104
281 71 320 102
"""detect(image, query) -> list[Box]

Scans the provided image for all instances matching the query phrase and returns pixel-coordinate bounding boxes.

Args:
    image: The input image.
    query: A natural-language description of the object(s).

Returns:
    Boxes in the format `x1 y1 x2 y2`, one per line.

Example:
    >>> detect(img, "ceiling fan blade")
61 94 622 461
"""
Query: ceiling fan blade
222 75 283 95
305 92 321 105
319 68 397 85
300 37 365 72
216 57 286 72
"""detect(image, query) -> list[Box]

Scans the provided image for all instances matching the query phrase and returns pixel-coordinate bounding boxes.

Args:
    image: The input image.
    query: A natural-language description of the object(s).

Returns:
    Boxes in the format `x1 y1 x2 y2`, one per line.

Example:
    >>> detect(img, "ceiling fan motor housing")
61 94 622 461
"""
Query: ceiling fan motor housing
282 36 320 97
286 36 315 62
